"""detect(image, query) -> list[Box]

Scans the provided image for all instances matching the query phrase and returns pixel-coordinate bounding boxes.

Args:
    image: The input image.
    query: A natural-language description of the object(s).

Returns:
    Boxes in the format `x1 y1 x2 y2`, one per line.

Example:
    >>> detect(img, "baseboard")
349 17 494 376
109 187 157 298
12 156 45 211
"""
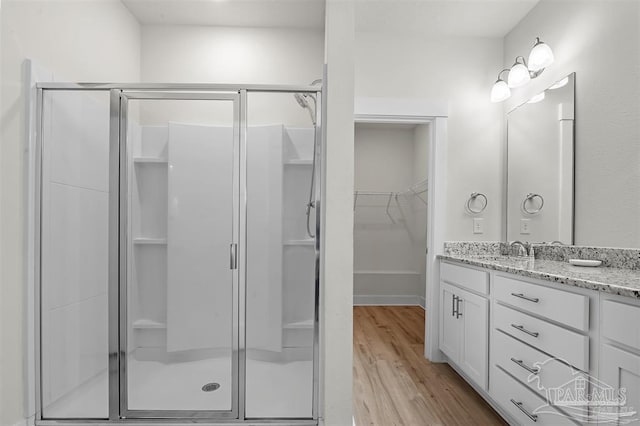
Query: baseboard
354 294 426 309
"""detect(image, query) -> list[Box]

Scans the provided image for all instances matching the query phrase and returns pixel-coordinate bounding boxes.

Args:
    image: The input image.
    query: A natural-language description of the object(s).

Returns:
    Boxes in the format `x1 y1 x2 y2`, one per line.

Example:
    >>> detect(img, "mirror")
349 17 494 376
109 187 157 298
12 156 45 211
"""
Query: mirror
506 73 575 243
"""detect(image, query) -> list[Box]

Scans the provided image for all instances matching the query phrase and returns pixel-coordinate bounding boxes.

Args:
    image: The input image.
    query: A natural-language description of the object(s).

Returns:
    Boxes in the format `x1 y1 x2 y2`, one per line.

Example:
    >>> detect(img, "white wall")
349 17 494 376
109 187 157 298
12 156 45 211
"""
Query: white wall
140 25 324 126
355 32 505 242
321 1 355 424
504 0 640 248
0 1 140 423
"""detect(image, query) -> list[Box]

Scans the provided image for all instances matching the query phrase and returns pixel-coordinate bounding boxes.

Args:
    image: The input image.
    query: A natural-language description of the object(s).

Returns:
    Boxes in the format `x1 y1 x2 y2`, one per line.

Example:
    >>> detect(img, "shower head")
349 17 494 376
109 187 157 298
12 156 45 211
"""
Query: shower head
294 93 310 109
294 92 317 126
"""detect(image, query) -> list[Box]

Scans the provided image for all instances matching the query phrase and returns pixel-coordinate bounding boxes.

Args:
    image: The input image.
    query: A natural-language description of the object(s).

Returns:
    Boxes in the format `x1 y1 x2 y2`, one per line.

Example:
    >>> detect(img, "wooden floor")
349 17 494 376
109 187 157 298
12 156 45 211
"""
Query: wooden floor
353 306 506 426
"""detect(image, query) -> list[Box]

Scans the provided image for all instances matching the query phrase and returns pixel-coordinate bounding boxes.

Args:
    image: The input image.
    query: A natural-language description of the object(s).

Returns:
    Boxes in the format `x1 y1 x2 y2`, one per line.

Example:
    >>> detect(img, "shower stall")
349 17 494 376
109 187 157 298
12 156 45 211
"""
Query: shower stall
34 83 322 424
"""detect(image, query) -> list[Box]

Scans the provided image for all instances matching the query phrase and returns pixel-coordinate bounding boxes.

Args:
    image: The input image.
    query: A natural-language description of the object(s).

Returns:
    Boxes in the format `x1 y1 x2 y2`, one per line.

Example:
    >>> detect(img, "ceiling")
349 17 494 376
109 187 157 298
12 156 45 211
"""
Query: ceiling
121 0 539 38
355 0 539 38
121 0 326 29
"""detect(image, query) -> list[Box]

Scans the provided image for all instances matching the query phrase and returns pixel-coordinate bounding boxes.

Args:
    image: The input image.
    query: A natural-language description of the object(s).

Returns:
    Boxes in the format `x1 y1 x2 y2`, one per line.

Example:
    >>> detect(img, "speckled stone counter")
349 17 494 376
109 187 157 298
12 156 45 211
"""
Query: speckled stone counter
439 242 640 299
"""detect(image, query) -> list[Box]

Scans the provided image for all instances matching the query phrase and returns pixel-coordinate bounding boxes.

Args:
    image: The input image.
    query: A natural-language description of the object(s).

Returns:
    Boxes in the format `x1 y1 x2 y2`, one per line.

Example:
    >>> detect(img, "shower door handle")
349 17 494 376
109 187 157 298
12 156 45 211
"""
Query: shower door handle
230 243 238 270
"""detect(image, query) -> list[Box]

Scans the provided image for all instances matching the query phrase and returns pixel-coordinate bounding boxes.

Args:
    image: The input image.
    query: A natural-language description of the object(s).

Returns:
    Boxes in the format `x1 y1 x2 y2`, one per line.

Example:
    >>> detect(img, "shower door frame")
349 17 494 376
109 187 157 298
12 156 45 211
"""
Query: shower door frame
33 83 323 425
115 89 242 420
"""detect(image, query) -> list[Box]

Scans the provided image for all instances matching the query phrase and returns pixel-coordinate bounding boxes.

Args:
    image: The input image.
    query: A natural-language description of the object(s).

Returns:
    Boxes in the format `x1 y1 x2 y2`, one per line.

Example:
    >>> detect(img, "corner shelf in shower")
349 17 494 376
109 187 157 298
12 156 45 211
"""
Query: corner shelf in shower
132 319 166 329
284 239 315 246
284 159 312 166
133 237 167 245
133 156 168 164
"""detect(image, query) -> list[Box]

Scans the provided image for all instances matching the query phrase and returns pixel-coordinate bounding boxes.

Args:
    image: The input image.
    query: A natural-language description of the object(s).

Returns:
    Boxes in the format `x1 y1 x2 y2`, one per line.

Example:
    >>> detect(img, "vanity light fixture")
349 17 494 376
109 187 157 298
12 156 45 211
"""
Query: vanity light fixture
490 69 511 102
490 37 554 102
528 37 555 71
507 57 531 88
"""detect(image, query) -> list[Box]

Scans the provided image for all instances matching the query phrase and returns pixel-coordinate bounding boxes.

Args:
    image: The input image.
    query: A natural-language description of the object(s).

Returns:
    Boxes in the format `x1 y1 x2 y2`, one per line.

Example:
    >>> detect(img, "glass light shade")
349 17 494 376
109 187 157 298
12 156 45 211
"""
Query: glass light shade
527 92 545 104
508 63 531 88
491 80 511 102
528 41 554 71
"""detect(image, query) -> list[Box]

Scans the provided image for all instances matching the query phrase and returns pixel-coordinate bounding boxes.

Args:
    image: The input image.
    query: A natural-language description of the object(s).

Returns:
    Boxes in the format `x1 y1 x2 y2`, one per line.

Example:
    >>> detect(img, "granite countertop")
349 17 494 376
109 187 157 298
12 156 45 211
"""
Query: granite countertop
439 254 640 299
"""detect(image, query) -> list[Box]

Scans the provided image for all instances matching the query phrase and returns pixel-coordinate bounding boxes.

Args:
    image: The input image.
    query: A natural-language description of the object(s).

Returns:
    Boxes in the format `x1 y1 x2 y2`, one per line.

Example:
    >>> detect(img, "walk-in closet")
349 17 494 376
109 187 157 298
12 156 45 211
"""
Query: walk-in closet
353 122 429 307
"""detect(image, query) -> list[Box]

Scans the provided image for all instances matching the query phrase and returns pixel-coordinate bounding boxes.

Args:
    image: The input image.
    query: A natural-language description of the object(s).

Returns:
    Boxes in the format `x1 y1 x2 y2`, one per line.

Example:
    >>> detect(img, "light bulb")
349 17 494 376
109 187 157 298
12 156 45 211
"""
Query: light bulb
491 80 511 102
527 92 545 104
508 62 531 88
528 38 554 71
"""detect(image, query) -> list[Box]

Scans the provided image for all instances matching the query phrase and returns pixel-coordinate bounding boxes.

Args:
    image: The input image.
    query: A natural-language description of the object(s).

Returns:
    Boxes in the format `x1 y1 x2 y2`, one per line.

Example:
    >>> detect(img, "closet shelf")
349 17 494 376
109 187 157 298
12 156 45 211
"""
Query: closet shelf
284 239 315 246
132 319 166 329
134 237 167 245
133 156 168 164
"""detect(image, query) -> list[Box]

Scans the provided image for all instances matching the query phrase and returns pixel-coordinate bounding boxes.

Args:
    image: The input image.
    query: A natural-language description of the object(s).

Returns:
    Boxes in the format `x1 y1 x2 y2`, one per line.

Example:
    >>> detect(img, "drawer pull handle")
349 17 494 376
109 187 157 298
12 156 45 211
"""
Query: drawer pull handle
456 296 462 318
510 399 538 422
510 357 540 375
511 323 539 338
452 295 456 317
511 292 540 303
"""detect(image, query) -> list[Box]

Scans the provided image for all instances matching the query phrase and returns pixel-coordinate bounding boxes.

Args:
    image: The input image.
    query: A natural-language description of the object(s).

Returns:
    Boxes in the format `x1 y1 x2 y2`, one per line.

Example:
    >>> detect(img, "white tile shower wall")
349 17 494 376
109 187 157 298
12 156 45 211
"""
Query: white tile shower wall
40 91 110 414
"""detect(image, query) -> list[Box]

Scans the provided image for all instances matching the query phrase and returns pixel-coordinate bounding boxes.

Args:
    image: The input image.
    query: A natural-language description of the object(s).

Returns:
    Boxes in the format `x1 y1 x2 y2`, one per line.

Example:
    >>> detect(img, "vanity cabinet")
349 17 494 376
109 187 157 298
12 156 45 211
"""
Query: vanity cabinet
600 296 640 423
439 260 597 425
439 267 489 390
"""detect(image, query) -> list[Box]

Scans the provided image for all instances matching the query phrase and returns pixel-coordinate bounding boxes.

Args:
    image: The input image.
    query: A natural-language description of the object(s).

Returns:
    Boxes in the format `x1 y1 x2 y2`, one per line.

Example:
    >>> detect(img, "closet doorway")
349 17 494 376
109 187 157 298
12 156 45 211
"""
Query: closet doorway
353 122 429 308
351 105 451 424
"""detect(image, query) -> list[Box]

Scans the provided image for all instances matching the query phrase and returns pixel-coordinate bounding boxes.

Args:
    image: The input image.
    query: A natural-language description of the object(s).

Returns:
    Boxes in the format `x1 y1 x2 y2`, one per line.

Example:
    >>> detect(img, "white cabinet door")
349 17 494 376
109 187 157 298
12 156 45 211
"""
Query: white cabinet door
458 287 489 390
600 344 640 425
440 282 460 363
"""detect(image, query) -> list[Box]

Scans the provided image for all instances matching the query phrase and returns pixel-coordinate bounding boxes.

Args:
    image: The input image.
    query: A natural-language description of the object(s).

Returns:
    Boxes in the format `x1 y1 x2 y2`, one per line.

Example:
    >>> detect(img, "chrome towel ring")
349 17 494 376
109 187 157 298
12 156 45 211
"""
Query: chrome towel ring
522 193 544 214
466 192 488 214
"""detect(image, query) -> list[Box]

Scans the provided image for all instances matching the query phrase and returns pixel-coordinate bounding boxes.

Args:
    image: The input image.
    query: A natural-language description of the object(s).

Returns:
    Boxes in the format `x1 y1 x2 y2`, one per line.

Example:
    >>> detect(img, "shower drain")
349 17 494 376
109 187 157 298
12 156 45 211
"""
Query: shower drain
202 382 221 392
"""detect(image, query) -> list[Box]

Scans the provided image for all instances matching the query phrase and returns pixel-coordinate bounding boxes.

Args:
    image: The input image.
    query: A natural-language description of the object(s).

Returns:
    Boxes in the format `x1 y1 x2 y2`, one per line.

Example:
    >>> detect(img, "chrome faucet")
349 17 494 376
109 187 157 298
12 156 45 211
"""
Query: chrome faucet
509 241 530 257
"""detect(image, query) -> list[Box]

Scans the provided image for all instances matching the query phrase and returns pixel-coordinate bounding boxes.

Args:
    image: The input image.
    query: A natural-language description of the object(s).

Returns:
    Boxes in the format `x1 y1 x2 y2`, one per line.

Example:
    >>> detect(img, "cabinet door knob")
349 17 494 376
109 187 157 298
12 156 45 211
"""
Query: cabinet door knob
511 323 539 338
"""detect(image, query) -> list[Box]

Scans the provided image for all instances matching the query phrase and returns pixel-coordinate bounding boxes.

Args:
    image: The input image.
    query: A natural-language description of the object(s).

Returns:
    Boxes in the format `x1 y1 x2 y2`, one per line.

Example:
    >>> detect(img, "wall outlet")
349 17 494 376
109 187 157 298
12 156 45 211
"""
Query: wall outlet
473 218 484 234
520 218 531 234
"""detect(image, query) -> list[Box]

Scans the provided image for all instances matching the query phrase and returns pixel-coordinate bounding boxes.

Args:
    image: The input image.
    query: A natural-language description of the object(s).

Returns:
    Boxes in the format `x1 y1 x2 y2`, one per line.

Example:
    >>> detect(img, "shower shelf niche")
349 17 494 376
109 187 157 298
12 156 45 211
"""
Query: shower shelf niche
133 156 168 164
283 239 315 246
134 237 167 245
132 319 167 329
284 159 312 166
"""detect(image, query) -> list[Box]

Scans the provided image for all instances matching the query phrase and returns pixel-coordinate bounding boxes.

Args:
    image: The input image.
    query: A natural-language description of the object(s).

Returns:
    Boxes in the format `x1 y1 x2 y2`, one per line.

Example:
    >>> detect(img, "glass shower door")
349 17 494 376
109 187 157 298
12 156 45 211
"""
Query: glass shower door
118 92 240 418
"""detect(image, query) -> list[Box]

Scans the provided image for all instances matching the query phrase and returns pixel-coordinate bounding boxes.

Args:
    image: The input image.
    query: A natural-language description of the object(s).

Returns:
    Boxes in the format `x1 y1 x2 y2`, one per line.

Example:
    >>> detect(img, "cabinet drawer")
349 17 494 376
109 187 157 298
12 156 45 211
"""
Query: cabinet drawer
441 262 489 295
494 303 589 372
602 300 640 351
491 366 578 426
494 275 589 331
493 330 588 400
